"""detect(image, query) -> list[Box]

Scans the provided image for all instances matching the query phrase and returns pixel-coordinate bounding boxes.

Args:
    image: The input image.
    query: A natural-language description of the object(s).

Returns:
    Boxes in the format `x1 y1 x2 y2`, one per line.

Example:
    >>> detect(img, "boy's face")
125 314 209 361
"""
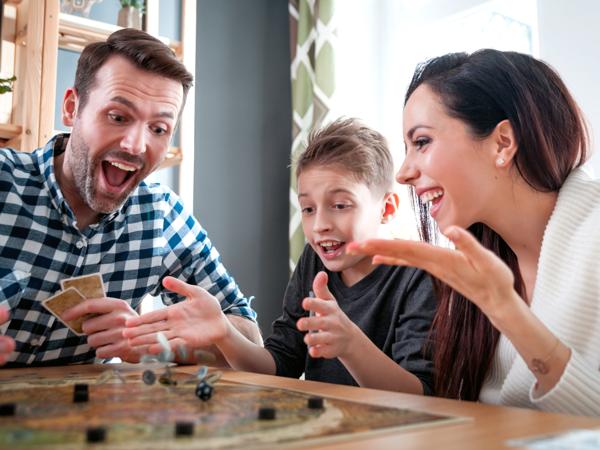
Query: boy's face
298 165 395 286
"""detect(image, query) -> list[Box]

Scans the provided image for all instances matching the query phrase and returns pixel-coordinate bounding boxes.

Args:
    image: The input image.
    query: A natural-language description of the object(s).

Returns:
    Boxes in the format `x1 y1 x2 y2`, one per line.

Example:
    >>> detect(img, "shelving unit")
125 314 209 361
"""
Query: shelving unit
0 0 196 193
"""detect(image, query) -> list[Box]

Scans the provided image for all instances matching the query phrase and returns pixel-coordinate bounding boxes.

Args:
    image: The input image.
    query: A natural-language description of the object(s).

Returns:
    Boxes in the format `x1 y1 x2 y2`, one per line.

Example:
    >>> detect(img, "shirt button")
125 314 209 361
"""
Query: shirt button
76 240 86 249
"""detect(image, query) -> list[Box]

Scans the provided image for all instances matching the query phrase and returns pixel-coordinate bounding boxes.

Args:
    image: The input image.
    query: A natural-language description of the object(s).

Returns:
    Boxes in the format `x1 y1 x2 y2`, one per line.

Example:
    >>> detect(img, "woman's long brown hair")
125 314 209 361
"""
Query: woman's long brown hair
404 50 588 400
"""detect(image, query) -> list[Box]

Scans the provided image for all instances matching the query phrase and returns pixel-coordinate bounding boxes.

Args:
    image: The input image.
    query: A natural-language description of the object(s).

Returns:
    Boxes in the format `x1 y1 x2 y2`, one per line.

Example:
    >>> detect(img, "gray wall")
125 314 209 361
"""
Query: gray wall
194 1 292 333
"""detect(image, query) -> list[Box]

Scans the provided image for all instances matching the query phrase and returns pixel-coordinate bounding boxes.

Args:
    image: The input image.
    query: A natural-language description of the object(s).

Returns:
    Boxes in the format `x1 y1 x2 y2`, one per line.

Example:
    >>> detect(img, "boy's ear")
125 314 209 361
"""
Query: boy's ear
492 119 518 168
62 87 79 127
381 191 399 224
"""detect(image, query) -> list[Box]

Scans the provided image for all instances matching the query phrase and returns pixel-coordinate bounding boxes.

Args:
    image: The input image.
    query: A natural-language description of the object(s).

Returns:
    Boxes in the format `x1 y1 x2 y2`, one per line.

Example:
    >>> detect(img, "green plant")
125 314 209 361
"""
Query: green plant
119 0 144 12
0 76 16 95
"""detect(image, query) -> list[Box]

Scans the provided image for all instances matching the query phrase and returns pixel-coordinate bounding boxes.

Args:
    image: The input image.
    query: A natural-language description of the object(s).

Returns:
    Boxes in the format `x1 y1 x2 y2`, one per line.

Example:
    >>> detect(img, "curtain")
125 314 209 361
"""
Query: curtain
288 0 336 271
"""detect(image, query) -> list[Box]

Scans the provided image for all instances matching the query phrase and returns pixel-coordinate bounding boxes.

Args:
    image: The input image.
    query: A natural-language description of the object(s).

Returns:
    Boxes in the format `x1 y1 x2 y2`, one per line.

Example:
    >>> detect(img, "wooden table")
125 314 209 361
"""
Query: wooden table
1 364 599 450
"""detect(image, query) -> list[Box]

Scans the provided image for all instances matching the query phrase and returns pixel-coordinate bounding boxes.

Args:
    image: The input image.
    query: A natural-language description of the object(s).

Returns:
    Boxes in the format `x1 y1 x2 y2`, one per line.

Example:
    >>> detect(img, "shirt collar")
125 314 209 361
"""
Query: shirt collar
37 133 123 229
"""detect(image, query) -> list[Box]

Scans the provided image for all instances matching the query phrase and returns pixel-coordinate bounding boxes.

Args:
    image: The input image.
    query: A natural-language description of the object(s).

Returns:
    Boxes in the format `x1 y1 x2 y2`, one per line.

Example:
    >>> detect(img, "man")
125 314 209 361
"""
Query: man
0 28 261 366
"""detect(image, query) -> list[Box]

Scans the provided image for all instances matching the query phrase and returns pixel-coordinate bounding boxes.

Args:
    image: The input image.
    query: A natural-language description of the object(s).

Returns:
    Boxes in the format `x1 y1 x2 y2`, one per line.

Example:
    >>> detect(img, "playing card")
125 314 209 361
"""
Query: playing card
42 288 93 336
60 273 105 299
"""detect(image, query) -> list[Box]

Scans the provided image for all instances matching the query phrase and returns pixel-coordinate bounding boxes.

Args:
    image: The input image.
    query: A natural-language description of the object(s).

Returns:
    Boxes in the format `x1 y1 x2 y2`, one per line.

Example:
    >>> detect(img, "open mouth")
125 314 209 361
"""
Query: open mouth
419 188 444 216
101 160 138 191
317 240 346 259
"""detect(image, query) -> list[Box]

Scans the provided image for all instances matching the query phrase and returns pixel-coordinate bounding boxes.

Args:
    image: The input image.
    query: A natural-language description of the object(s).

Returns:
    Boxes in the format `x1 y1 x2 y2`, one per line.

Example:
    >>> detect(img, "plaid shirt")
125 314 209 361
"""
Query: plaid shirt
0 134 256 366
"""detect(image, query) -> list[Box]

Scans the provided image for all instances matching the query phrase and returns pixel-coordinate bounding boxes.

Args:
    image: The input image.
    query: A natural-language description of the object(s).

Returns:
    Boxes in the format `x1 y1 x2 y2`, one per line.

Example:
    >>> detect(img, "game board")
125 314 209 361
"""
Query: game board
0 366 462 449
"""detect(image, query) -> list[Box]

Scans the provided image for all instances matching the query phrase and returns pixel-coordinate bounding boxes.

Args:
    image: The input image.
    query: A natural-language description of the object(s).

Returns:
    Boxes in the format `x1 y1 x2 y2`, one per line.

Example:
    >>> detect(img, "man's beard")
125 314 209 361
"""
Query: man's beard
69 129 139 214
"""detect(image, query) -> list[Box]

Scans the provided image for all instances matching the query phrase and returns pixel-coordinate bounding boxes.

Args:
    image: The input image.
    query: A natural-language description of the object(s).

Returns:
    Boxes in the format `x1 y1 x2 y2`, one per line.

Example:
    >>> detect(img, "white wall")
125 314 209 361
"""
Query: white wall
537 0 600 175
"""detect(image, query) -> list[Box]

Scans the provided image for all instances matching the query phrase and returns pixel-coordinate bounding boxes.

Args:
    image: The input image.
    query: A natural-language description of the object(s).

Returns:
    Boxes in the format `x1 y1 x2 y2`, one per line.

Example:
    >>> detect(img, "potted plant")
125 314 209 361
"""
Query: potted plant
117 0 144 29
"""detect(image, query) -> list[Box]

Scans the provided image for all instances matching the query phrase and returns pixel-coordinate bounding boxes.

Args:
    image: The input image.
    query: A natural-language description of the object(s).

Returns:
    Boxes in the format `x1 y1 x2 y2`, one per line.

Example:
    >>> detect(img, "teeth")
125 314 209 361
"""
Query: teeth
320 240 340 247
420 189 443 204
110 161 136 172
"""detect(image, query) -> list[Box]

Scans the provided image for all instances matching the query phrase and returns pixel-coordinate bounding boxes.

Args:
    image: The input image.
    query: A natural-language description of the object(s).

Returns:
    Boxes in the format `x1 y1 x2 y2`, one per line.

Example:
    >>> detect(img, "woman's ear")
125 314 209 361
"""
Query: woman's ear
493 119 518 168
381 191 400 224
62 88 79 127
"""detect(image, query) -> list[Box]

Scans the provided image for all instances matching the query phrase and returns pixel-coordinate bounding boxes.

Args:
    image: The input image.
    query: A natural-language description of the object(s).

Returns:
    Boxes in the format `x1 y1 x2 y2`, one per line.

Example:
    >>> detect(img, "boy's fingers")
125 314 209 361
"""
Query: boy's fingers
297 314 328 332
312 271 335 301
301 297 334 315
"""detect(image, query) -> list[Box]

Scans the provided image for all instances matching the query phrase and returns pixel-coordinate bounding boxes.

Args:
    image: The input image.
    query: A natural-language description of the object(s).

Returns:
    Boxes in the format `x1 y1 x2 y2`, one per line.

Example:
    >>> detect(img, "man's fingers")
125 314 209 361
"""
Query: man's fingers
125 308 167 328
62 298 131 321
87 328 124 348
123 320 168 339
0 308 9 324
162 276 209 299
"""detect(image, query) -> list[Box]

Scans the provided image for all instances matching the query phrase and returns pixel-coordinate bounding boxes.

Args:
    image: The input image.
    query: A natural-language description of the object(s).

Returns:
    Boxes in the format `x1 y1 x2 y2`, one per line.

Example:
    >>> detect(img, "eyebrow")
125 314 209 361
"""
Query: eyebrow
406 125 434 140
110 96 175 120
298 188 357 198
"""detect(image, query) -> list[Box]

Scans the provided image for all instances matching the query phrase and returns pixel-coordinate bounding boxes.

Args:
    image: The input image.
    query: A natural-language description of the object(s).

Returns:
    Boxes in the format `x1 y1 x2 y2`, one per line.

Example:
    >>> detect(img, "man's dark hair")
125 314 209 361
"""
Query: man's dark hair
74 28 193 111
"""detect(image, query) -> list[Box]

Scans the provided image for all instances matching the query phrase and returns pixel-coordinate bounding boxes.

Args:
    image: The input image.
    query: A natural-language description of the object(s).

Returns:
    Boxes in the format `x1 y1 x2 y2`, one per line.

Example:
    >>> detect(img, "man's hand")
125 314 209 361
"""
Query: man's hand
0 308 15 365
123 276 232 356
296 271 360 359
62 298 141 362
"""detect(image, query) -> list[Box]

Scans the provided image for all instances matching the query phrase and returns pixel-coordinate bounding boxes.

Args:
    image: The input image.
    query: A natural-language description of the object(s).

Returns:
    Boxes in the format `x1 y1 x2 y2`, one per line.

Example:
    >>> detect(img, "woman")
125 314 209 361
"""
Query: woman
348 49 600 416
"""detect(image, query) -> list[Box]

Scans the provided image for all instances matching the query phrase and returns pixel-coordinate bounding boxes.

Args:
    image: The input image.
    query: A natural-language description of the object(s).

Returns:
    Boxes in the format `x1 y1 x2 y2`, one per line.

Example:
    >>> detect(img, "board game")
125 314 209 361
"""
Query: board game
0 366 461 449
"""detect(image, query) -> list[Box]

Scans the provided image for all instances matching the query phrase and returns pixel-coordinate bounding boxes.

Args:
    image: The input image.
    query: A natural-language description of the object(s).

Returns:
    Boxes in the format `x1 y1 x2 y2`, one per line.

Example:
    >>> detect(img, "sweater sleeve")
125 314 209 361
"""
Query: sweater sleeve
263 246 311 378
529 349 600 416
391 268 437 396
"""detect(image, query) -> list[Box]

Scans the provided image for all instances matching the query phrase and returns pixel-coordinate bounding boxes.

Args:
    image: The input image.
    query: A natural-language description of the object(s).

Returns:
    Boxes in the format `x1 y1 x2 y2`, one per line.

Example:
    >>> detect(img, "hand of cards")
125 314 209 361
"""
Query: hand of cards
42 273 106 336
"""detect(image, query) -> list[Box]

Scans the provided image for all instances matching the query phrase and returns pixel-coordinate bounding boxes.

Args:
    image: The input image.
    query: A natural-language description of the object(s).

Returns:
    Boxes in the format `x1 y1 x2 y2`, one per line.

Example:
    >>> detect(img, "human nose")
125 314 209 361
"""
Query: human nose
312 209 332 233
120 125 147 155
396 153 420 185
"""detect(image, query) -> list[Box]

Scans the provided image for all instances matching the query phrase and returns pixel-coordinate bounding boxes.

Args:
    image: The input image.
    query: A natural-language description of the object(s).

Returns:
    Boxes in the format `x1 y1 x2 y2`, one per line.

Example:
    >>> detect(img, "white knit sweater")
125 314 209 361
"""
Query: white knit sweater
479 167 600 416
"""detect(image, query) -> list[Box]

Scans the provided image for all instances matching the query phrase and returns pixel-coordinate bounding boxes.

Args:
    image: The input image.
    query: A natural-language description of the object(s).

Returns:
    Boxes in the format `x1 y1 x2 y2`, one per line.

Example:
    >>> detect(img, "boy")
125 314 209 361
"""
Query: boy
124 118 436 394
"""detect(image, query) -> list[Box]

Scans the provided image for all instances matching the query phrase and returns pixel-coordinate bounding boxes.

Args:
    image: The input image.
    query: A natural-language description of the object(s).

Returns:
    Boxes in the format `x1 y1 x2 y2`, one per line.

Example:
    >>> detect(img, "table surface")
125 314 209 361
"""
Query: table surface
1 364 599 450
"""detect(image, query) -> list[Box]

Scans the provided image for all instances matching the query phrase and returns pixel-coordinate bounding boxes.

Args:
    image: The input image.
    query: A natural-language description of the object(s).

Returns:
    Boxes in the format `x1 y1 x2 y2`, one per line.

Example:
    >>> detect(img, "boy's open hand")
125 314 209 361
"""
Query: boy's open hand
123 276 230 355
297 271 360 359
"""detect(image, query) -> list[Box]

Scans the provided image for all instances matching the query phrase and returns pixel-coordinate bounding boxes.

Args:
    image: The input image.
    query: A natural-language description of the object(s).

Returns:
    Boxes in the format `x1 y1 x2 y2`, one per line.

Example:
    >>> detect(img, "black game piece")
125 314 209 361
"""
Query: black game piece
86 427 106 443
175 421 194 437
73 389 89 403
195 381 213 401
307 396 324 410
0 403 15 416
258 406 276 420
142 369 156 385
74 383 88 393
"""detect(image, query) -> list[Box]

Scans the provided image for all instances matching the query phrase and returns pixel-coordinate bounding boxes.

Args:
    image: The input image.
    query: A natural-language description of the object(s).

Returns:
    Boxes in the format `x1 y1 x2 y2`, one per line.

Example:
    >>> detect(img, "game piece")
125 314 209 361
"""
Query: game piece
142 369 156 385
73 391 88 403
60 273 106 299
0 403 15 416
74 383 88 392
307 396 324 409
175 421 194 437
86 427 106 443
96 369 125 385
41 288 90 335
195 381 213 401
258 406 276 420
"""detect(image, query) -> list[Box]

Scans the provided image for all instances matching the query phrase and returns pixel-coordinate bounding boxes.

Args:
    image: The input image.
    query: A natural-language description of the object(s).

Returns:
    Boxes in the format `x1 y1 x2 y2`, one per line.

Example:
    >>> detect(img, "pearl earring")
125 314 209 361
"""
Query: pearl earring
496 158 505 166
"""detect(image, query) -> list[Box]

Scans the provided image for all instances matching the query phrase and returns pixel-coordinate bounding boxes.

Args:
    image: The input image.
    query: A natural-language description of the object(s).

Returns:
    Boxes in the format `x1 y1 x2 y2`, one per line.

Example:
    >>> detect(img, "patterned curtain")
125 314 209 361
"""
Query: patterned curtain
288 0 336 271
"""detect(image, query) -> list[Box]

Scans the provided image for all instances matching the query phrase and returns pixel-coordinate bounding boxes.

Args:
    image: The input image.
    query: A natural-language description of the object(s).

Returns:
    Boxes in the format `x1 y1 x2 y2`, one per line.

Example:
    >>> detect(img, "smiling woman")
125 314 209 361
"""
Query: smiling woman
348 49 600 416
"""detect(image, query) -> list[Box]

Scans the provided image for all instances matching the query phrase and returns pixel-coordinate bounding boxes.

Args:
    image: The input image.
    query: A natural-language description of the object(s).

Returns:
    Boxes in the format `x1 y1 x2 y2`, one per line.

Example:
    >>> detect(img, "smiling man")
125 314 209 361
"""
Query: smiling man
0 29 260 367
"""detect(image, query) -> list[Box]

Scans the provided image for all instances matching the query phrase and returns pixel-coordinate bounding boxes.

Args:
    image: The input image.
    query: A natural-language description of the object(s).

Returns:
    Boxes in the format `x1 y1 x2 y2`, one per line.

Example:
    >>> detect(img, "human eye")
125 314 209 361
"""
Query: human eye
108 112 127 124
413 136 431 152
301 206 314 215
333 202 351 211
150 123 169 136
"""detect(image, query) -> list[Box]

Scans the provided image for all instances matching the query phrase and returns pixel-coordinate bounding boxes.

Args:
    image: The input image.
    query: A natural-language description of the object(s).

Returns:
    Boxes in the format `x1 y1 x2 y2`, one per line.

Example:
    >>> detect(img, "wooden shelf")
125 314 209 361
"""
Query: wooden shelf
0 123 22 140
58 13 182 57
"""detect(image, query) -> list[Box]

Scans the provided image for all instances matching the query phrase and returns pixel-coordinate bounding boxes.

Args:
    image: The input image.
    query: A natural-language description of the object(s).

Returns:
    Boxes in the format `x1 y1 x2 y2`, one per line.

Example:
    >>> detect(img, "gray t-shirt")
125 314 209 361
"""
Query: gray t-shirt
264 244 436 394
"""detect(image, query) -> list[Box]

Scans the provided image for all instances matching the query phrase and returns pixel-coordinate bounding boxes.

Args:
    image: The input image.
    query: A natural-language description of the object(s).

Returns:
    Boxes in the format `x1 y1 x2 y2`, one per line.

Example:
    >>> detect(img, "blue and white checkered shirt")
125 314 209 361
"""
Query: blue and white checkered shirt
0 134 256 366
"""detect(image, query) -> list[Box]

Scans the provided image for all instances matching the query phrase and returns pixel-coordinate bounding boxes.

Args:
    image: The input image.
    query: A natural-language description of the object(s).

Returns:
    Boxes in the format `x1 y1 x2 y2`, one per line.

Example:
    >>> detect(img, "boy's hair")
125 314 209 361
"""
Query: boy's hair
74 28 194 113
295 118 394 194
